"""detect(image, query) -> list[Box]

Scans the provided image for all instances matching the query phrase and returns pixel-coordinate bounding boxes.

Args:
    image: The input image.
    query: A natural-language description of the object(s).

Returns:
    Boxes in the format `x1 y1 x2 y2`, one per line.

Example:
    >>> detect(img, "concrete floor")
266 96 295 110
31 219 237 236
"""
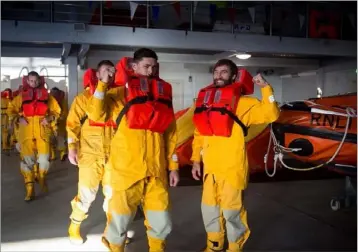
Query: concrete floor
1 152 357 251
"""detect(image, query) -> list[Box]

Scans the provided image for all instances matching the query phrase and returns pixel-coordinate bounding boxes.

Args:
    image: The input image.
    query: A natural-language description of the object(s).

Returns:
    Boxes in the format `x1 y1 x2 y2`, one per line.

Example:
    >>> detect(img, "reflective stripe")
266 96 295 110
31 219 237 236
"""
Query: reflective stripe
268 95 275 103
67 137 75 144
93 90 105 100
223 209 247 242
146 210 172 240
201 204 221 232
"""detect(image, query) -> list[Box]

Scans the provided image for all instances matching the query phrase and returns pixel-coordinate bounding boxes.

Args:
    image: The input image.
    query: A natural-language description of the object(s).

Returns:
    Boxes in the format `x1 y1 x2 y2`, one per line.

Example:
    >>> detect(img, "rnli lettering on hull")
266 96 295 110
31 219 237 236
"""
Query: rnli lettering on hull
310 113 353 130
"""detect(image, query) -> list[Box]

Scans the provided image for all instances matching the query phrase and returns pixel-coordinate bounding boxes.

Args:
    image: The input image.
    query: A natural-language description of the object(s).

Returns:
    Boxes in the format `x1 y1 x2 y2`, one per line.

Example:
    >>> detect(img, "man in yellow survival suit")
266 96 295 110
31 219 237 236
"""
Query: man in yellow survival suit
1 88 13 155
191 59 280 252
66 60 130 245
87 48 180 252
7 71 61 201
50 87 68 161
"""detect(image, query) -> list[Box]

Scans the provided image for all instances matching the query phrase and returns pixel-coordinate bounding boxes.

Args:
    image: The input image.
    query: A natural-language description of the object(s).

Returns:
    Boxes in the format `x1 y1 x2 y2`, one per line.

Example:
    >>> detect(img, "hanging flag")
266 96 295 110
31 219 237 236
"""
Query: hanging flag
193 1 198 15
210 1 227 9
152 5 160 22
129 1 138 20
228 7 236 24
173 2 181 19
298 14 305 30
209 4 217 23
248 7 255 23
105 0 112 9
348 13 355 28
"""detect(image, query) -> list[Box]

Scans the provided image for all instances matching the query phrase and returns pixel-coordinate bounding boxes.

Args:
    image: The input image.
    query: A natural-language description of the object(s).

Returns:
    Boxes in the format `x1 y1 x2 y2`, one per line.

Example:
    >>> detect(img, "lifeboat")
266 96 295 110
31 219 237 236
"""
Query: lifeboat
269 93 357 176
175 93 357 177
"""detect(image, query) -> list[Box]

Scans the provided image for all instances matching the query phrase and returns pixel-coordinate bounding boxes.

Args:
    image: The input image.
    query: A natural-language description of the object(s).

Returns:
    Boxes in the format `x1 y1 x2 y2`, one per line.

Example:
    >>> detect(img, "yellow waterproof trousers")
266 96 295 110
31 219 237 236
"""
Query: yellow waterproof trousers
202 174 250 252
20 136 51 199
51 133 67 160
70 155 106 224
102 177 172 252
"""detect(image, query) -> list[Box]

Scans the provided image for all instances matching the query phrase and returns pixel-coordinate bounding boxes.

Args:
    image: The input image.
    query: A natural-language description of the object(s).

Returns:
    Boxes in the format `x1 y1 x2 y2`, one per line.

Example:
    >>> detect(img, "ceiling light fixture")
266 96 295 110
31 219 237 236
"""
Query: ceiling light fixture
235 53 252 60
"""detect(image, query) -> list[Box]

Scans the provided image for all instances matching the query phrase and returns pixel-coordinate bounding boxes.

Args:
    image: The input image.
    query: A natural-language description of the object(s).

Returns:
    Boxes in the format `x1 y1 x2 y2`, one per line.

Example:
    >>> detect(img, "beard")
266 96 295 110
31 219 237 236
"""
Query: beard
214 78 232 87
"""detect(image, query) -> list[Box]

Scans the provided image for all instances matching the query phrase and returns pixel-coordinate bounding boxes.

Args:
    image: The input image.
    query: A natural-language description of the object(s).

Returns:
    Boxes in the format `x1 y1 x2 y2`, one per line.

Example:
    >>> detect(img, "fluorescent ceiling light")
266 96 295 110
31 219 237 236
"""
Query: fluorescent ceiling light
236 53 251 60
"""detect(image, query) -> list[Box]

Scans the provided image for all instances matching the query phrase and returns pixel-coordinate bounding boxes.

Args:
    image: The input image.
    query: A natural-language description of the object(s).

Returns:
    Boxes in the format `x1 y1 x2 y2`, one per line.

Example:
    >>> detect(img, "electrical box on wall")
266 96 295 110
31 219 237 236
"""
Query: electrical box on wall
188 76 192 83
74 23 86 32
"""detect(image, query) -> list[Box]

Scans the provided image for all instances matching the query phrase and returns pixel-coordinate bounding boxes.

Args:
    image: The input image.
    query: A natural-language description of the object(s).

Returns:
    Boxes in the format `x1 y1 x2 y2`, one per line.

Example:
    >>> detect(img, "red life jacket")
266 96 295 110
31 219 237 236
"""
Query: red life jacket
193 69 254 137
116 76 174 133
81 68 117 128
21 76 49 117
1 89 13 100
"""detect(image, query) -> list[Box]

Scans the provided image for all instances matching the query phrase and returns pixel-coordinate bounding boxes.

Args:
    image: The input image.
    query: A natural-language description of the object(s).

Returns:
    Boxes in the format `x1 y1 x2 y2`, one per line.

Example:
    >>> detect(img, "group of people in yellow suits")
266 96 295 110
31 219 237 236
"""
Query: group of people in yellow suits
2 47 280 252
2 73 68 201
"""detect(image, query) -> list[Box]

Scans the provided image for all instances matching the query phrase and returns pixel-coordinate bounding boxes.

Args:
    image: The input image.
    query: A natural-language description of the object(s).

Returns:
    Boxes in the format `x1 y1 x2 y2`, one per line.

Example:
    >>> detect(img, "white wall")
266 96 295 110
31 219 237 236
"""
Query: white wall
281 64 357 102
281 75 317 102
324 69 357 96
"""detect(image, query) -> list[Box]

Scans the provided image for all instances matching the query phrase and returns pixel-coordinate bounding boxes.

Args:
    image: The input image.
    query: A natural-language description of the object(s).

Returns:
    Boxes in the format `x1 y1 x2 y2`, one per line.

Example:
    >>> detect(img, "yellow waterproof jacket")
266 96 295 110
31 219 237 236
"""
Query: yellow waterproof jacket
87 81 179 191
66 88 113 158
7 94 61 142
1 98 11 128
191 85 280 190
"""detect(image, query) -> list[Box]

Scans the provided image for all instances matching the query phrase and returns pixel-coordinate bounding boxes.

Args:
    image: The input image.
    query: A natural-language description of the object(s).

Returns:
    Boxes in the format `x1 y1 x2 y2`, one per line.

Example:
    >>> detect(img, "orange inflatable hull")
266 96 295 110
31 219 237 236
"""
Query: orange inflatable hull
271 93 357 175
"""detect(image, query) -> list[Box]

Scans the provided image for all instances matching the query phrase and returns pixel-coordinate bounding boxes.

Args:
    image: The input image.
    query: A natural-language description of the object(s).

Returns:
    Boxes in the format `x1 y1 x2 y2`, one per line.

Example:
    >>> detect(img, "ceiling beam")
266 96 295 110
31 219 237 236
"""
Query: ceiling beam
87 50 320 69
2 20 356 57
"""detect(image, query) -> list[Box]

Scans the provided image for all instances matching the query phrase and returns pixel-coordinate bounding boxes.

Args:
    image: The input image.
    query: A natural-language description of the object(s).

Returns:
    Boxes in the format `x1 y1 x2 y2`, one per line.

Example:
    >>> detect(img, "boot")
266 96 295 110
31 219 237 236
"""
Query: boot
38 170 48 193
68 222 84 245
22 171 35 202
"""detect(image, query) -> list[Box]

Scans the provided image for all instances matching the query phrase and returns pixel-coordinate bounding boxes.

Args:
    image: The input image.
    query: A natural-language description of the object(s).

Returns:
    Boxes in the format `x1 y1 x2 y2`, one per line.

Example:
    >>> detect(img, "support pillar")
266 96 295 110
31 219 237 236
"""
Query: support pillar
67 56 78 108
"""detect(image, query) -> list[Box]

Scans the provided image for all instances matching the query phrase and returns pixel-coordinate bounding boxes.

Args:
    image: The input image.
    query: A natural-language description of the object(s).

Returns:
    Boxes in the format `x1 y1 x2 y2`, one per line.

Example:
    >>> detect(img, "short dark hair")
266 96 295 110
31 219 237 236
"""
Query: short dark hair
133 48 158 62
28 71 40 79
213 59 238 76
97 60 114 70
51 87 60 91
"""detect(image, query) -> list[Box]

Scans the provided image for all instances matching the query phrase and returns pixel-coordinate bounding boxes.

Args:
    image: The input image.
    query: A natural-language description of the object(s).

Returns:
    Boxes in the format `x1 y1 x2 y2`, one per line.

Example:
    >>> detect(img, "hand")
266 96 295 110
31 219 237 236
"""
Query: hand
192 162 201 181
19 117 28 126
169 170 180 187
253 73 268 88
68 149 78 166
41 117 49 126
100 66 116 84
